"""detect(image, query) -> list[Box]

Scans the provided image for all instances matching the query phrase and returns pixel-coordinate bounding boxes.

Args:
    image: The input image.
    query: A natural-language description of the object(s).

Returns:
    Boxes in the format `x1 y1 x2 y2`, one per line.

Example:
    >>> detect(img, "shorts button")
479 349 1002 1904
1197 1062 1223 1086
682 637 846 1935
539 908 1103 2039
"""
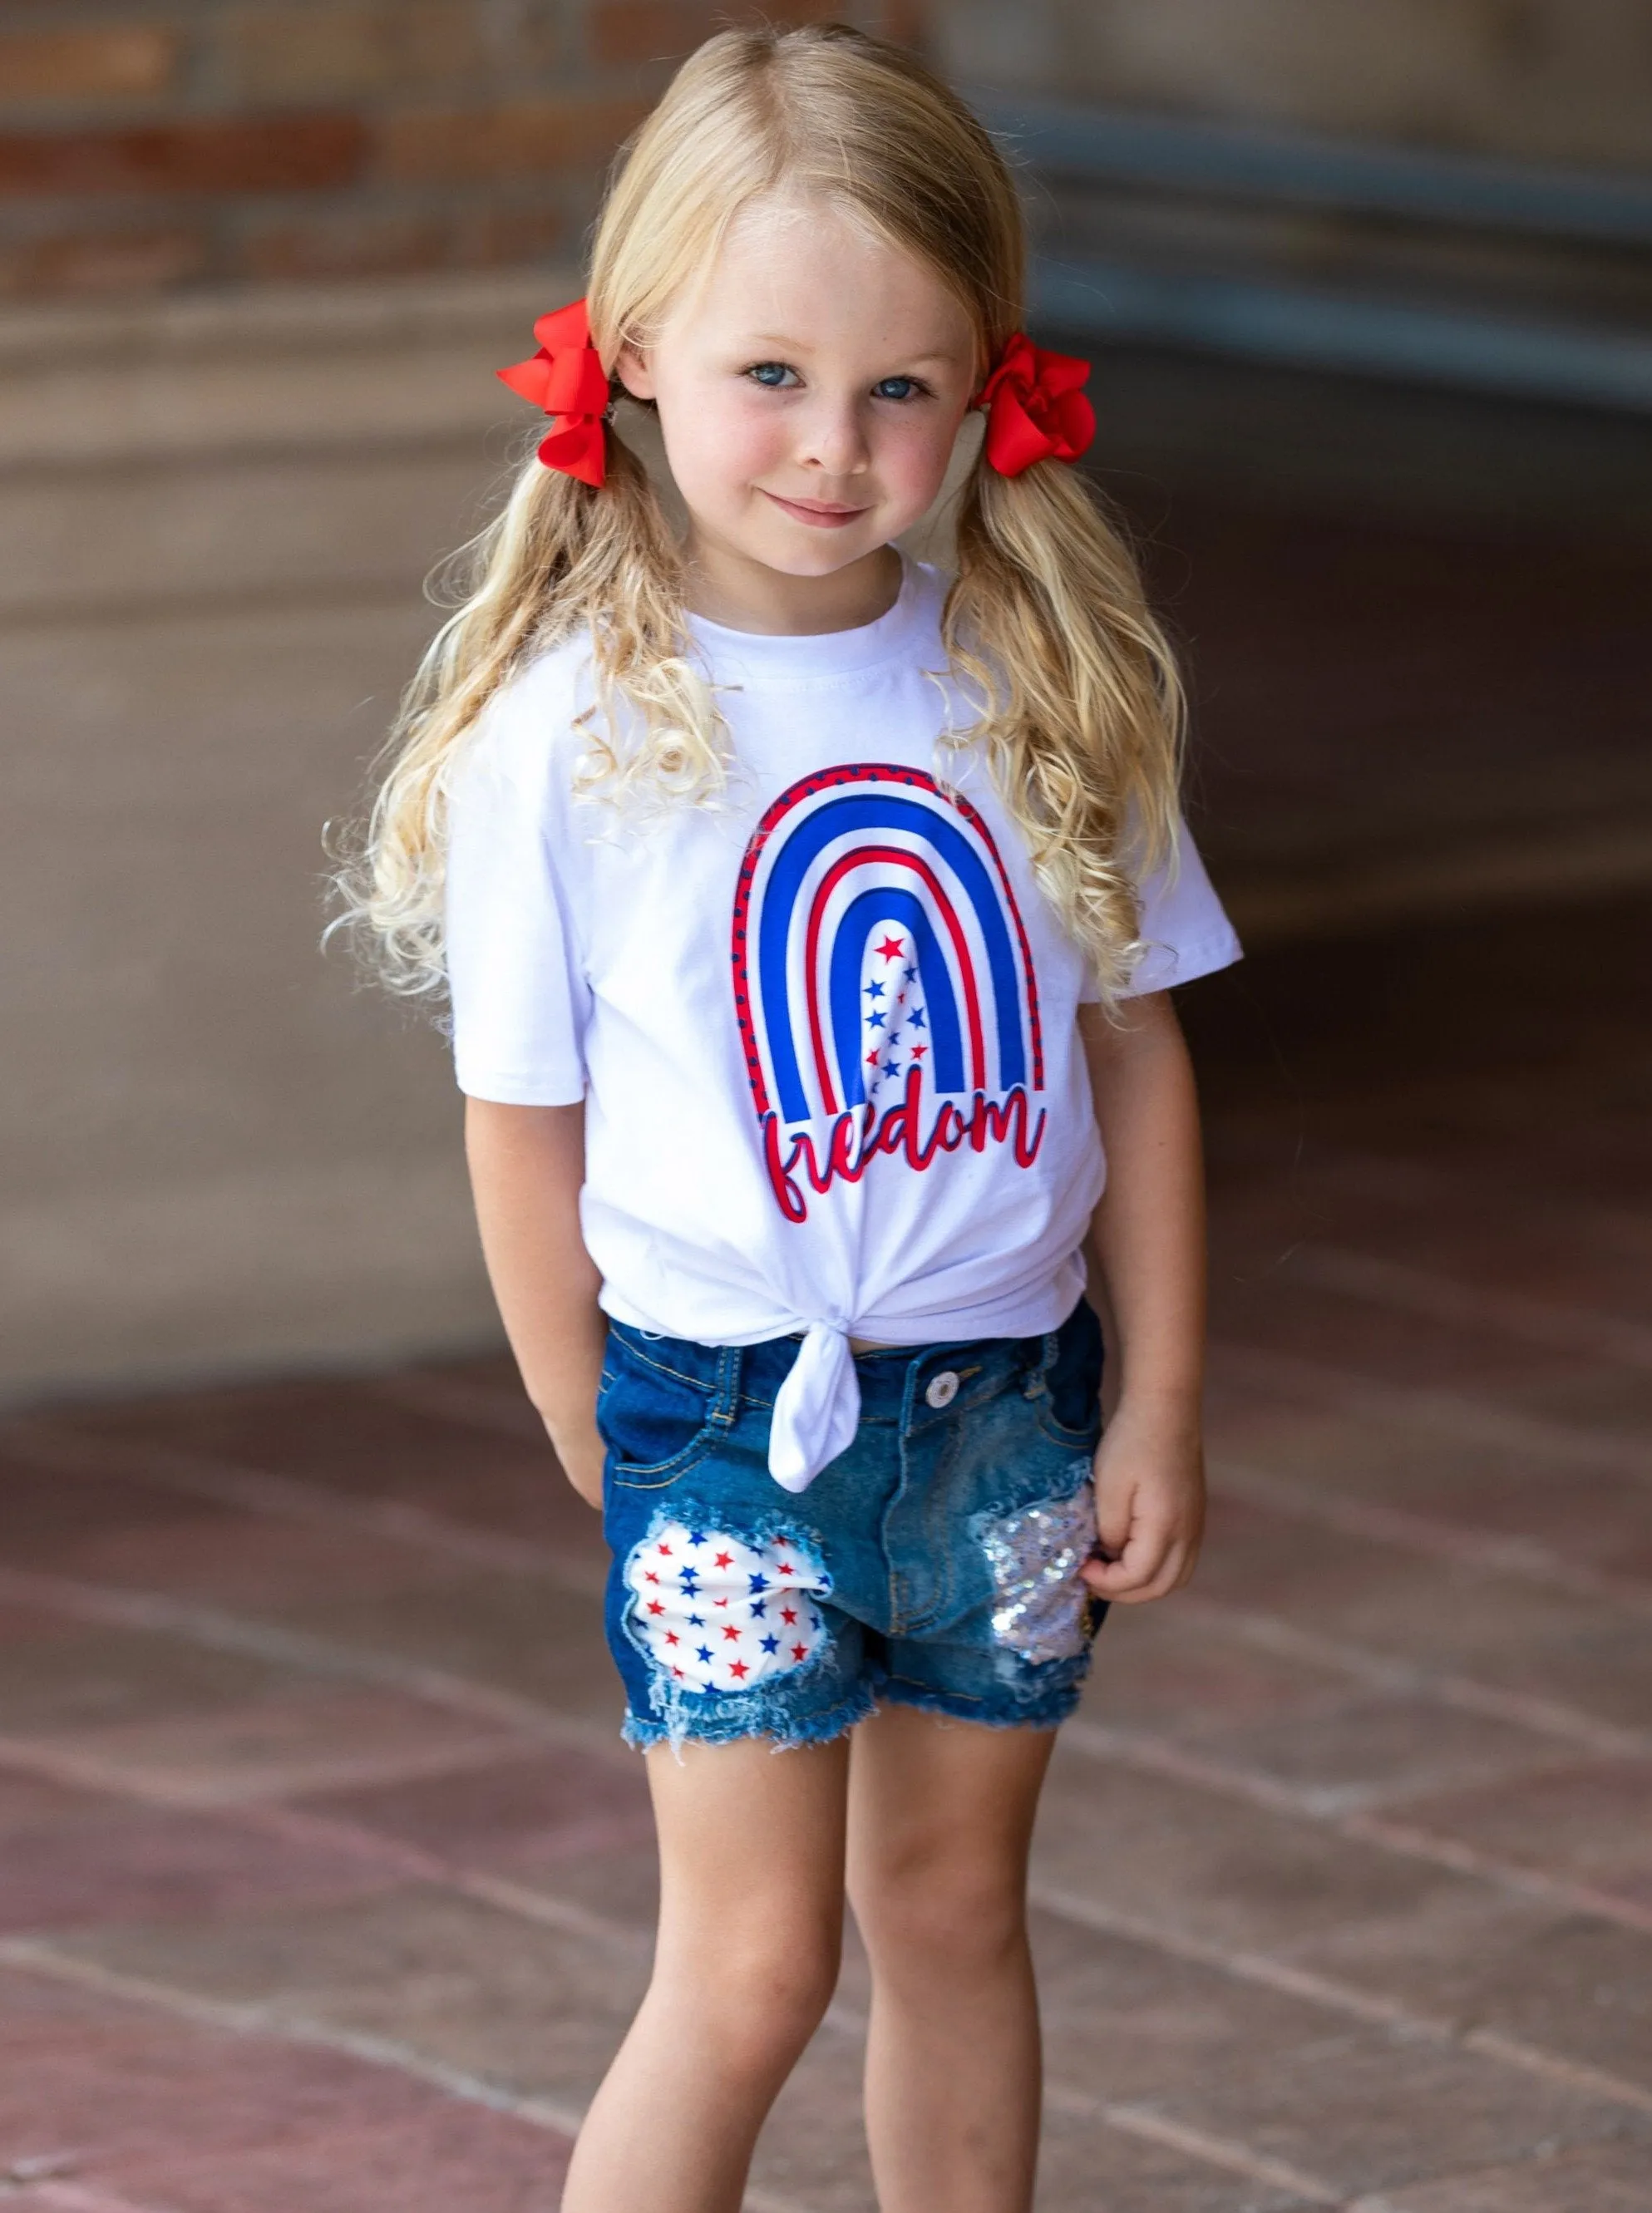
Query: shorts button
925 1369 959 1409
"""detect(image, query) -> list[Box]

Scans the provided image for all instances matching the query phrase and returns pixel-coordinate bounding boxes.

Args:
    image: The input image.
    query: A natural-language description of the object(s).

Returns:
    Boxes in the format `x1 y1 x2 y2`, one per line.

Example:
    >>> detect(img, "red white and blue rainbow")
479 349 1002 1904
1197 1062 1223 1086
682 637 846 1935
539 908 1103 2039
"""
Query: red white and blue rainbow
732 766 1047 1219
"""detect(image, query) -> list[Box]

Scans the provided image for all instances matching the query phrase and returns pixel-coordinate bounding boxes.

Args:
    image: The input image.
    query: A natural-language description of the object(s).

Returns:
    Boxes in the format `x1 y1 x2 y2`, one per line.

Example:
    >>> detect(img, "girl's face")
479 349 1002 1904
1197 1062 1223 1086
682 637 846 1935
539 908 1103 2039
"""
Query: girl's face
616 196 980 595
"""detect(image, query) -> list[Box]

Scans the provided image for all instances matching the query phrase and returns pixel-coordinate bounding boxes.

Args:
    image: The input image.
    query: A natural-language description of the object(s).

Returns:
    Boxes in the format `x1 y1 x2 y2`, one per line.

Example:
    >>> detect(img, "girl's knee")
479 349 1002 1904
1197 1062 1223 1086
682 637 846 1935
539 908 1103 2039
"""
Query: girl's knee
655 1916 842 2063
851 1851 1027 1977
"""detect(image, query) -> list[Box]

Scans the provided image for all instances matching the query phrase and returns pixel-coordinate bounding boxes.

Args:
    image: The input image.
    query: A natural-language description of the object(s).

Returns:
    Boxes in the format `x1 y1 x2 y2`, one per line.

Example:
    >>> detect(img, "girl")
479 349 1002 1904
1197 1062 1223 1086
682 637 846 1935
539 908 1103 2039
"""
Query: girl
345 22 1240 2211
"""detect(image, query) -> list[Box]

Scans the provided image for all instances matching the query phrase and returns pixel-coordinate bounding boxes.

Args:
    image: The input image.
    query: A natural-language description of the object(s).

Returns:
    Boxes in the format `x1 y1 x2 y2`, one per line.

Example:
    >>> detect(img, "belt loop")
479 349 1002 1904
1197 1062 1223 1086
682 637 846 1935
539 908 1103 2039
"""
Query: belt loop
710 1343 742 1428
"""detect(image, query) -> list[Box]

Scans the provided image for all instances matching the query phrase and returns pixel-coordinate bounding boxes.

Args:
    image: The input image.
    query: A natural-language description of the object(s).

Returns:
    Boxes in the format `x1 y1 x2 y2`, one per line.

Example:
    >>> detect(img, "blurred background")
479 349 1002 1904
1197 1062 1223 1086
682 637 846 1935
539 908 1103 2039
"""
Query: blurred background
2 7 1650 2211
4 0 1650 1396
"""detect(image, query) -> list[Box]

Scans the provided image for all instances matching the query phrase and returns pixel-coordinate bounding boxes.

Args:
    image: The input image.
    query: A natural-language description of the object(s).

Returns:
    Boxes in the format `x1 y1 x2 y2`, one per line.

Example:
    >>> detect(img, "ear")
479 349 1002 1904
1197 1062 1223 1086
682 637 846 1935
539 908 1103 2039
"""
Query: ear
614 339 656 402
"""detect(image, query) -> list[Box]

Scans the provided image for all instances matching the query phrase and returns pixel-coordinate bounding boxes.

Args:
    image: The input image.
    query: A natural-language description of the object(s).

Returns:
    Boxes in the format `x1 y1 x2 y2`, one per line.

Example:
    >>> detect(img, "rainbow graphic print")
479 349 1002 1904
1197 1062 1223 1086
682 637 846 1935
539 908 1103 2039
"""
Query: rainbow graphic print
731 765 1047 1222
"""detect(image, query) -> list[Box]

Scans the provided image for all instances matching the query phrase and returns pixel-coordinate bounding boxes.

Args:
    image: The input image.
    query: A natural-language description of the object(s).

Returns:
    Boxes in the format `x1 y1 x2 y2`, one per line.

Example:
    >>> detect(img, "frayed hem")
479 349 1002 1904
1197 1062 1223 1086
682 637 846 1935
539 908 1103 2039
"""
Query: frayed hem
621 1682 876 1758
875 1677 1082 1732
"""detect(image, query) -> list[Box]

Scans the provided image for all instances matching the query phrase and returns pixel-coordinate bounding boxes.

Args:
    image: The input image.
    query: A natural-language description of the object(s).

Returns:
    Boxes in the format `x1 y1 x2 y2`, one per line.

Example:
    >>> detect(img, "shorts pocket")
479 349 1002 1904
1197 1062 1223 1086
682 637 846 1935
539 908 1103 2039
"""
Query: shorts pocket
597 1337 720 1491
1033 1296 1104 1449
1033 1395 1102 1450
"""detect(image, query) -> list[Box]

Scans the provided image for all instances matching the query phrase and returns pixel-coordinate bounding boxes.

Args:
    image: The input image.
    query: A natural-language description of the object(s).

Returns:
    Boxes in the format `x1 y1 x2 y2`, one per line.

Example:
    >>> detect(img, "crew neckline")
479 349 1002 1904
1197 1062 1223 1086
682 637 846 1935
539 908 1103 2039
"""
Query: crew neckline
683 550 933 682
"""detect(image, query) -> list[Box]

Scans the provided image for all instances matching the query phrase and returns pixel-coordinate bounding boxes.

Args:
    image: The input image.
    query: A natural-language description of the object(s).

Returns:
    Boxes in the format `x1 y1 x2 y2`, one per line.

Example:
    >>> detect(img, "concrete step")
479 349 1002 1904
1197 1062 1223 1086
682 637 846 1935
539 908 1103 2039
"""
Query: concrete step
0 445 498 619
0 268 558 467
2 275 579 1397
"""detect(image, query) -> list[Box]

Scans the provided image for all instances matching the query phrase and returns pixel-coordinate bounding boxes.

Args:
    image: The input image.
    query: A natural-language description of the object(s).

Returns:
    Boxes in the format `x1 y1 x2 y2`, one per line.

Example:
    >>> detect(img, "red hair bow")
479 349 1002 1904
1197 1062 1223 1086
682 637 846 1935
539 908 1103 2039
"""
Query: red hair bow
974 332 1095 476
496 297 612 487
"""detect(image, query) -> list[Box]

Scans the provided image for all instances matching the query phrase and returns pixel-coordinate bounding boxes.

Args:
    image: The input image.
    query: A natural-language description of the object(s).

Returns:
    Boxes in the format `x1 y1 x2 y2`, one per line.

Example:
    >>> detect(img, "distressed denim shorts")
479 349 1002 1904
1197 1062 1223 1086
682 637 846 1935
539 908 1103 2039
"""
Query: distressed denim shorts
596 1294 1107 1751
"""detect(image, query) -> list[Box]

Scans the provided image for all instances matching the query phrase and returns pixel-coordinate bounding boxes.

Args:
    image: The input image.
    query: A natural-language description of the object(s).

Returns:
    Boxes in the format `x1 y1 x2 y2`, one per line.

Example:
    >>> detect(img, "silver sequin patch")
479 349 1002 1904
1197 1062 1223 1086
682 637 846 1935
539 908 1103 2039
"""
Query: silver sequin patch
979 1487 1097 1663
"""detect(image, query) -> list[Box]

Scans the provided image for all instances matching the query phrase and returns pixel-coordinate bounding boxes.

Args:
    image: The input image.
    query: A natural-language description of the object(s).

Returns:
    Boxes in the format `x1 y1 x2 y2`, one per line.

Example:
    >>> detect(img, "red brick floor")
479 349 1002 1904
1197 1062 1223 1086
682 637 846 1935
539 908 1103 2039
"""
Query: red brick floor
2 892 1650 2211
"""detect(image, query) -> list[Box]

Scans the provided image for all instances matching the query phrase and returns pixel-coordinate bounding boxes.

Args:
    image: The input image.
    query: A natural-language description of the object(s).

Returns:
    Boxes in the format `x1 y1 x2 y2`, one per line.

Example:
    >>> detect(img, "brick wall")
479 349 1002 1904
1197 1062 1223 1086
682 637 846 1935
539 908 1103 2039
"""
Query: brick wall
0 1 927 298
939 0 1652 171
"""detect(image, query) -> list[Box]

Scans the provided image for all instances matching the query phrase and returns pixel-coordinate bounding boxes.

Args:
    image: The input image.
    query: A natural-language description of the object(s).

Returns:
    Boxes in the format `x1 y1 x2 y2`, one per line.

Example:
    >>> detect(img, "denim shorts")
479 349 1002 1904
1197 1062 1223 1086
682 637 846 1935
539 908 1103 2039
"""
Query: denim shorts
595 1294 1107 1752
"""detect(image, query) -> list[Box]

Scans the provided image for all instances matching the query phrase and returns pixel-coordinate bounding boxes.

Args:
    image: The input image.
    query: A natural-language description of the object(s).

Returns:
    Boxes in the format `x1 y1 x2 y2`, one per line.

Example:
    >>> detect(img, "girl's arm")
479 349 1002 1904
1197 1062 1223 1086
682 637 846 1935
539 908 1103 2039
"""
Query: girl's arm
1076 991 1208 1603
464 1097 608 1507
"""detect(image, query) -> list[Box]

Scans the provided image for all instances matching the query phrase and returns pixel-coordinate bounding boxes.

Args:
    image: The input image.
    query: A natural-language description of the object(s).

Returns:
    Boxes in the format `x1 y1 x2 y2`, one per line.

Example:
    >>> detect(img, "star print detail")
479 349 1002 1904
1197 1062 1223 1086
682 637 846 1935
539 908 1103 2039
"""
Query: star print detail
623 1521 832 1697
876 934 905 962
866 1011 885 1029
908 1006 926 1030
865 980 885 1002
903 963 918 982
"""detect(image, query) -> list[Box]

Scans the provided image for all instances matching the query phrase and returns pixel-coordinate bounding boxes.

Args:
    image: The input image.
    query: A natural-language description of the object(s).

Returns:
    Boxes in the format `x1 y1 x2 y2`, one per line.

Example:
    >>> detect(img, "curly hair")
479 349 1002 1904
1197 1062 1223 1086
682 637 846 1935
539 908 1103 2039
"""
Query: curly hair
334 20 1183 1004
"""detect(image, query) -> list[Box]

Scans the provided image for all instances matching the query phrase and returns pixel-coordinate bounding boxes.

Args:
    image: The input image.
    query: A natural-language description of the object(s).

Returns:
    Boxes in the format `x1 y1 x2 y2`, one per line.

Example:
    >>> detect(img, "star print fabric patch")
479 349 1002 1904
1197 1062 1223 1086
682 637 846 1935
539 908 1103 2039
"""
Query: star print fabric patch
622 1522 832 1696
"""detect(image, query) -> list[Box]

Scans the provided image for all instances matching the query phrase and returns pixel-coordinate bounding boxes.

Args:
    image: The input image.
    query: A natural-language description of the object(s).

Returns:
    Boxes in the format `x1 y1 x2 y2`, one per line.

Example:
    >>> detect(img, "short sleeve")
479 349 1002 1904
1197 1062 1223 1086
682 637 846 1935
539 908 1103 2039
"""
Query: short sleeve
442 699 593 1105
1078 812 1244 1003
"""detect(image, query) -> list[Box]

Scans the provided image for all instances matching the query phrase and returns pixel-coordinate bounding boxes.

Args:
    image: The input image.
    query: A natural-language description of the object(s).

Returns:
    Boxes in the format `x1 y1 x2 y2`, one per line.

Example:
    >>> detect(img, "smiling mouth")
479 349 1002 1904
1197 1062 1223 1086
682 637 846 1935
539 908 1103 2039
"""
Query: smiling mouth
762 490 868 518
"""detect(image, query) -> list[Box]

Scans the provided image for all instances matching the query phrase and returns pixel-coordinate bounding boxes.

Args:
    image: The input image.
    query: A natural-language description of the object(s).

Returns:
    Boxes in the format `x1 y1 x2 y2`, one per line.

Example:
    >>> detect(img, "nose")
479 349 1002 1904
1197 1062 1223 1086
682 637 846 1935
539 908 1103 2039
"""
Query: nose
796 392 870 480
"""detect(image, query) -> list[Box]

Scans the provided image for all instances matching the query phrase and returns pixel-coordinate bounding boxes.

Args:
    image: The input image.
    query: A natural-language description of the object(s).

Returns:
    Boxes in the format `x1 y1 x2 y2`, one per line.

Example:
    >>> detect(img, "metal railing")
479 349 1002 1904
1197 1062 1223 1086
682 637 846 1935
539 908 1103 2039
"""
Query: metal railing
969 91 1652 412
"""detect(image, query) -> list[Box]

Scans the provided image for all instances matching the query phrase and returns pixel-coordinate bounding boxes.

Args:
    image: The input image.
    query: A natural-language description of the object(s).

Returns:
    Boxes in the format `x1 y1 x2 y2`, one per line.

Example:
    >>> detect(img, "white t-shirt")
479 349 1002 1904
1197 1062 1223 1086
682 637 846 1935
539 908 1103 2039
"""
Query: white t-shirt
445 552 1241 1491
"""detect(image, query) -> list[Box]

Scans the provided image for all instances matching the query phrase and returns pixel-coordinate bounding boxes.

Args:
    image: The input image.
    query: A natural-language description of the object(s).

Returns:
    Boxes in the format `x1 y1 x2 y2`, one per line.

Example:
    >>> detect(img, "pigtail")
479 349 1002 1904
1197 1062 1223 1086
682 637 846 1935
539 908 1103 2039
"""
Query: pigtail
331 402 724 997
566 423 732 816
942 450 1186 1006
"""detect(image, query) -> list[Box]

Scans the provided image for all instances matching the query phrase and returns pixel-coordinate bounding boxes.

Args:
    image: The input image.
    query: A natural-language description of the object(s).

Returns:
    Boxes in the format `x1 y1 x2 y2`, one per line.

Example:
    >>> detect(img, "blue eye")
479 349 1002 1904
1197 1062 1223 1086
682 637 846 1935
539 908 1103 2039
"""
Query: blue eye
743 362 933 400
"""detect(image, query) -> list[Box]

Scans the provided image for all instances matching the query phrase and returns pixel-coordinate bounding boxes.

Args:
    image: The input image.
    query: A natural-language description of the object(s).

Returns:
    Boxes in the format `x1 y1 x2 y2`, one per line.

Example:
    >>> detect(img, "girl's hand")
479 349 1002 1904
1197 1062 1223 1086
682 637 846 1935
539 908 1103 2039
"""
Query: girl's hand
549 1418 606 1511
1079 1394 1205 1604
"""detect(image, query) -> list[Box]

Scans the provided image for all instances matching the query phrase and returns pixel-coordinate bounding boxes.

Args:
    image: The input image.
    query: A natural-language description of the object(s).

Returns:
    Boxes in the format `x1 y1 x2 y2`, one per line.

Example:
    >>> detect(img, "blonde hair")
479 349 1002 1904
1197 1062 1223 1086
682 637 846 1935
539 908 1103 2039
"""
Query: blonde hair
337 19 1183 1002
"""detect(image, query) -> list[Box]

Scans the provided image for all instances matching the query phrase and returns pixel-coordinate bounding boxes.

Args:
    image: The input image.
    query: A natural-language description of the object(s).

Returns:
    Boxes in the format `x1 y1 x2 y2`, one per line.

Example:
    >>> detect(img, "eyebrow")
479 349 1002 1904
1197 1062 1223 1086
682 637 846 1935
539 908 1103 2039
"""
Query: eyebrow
738 336 964 366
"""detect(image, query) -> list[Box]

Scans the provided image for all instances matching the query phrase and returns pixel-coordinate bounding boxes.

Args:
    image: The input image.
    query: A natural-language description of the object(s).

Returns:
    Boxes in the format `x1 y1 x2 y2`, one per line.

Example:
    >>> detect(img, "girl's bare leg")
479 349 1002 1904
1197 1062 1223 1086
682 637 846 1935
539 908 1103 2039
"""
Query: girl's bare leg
846 1706 1056 2213
561 1732 850 2213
